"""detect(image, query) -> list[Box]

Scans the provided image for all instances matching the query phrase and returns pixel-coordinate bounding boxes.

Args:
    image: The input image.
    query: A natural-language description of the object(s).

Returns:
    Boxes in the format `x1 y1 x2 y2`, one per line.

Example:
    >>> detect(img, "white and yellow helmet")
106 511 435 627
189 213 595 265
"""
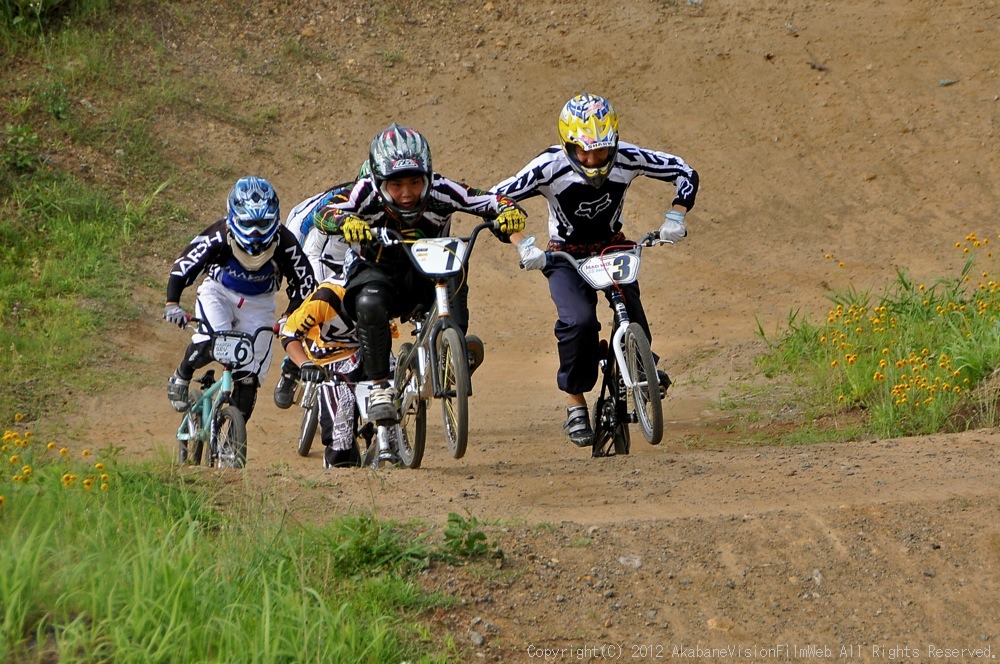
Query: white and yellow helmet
558 93 619 188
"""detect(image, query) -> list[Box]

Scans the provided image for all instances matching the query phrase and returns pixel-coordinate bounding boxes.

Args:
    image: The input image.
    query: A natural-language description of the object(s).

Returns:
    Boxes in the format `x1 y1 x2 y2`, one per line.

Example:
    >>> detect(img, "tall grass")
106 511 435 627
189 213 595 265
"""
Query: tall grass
0 422 449 662
758 233 1000 437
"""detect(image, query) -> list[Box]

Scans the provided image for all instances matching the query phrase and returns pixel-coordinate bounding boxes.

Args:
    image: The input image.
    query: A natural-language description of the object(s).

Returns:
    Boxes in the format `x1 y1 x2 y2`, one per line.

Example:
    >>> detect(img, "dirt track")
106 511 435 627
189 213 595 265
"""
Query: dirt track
44 0 999 659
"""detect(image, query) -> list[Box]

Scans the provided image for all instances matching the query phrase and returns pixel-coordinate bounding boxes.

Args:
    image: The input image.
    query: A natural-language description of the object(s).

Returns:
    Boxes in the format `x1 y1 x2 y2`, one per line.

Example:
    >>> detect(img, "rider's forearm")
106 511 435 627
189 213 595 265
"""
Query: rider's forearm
283 340 310 368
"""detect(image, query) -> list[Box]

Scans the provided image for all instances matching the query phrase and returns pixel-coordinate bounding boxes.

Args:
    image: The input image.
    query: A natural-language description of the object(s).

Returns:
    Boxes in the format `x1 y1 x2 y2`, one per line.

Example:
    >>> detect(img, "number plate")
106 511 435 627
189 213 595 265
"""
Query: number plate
212 335 252 366
577 249 641 289
410 238 468 276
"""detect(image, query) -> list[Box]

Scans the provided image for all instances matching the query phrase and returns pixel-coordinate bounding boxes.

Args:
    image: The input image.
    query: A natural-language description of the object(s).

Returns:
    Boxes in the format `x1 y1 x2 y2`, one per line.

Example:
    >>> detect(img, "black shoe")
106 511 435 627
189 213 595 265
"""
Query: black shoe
563 405 593 447
167 374 190 412
324 444 361 468
657 370 671 399
273 372 297 409
465 334 485 375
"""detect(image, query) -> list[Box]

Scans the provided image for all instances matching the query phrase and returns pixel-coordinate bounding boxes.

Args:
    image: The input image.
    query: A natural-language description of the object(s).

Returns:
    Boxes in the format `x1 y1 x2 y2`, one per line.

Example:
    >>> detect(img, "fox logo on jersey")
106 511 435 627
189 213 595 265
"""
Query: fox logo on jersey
576 194 612 219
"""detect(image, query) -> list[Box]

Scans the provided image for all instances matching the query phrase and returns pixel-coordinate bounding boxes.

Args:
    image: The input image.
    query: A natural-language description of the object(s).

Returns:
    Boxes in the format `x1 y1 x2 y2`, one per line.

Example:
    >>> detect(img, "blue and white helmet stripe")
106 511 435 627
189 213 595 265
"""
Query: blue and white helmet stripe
227 176 280 256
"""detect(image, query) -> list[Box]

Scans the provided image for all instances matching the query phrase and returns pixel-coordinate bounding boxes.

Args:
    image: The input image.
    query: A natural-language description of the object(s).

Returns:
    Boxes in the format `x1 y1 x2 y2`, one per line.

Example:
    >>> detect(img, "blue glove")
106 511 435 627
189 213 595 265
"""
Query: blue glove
517 236 547 271
163 304 188 328
299 361 327 384
659 210 687 243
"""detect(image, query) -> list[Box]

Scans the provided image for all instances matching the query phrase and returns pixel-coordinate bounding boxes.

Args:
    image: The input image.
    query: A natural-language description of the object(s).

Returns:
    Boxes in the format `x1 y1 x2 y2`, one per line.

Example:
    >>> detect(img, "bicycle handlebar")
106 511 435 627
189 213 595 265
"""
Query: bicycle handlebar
185 317 280 338
544 230 669 270
369 220 500 274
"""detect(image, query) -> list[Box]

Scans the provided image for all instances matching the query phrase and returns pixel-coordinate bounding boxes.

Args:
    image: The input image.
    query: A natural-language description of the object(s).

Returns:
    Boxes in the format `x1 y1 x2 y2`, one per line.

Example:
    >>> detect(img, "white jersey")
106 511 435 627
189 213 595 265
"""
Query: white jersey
284 185 354 283
492 141 698 246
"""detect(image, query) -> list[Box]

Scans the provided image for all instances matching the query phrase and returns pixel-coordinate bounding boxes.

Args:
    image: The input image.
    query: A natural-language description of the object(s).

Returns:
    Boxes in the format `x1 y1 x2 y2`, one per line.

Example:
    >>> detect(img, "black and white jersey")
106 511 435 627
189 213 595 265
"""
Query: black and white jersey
166 218 316 311
492 141 699 246
316 174 517 269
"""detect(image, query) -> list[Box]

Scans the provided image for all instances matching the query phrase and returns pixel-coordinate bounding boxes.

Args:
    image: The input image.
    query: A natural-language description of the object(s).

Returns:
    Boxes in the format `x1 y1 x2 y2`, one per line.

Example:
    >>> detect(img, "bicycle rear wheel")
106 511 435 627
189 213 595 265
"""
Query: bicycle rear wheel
394 342 426 468
592 380 630 457
212 405 247 469
624 323 663 445
437 327 470 459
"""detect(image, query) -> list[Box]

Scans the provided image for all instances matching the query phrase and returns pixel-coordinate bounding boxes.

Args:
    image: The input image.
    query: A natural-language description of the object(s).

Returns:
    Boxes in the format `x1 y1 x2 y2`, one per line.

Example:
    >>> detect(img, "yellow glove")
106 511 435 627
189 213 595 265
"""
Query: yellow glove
341 215 372 243
495 206 526 235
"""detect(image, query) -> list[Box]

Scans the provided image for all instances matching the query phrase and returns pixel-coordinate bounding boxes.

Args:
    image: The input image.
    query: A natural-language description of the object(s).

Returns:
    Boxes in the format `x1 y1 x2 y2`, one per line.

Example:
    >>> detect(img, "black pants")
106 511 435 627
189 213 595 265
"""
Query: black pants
344 263 469 382
543 261 653 395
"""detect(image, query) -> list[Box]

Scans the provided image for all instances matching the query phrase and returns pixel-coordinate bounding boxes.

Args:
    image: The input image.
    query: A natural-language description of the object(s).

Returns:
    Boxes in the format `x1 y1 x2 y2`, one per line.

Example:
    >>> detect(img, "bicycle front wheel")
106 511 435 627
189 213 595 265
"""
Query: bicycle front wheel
624 323 663 445
212 405 248 469
298 402 319 457
438 327 469 459
394 342 426 468
177 389 204 465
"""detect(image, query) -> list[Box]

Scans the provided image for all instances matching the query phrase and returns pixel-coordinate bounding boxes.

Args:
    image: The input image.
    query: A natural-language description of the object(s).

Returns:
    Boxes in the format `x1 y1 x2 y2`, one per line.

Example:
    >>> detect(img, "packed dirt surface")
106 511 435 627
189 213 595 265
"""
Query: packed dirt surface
47 0 999 659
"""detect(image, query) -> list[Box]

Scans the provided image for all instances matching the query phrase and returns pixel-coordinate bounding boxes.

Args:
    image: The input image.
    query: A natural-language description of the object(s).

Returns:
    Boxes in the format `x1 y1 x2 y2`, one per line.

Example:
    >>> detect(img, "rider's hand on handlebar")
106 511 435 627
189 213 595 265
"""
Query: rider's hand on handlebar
341 215 373 243
163 303 188 328
517 236 547 271
299 361 327 384
495 206 527 235
659 210 688 244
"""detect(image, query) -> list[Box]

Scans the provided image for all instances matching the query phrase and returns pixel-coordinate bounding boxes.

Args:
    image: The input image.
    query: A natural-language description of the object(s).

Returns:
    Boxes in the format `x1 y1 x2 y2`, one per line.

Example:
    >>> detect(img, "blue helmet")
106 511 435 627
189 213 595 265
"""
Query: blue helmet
227 177 280 264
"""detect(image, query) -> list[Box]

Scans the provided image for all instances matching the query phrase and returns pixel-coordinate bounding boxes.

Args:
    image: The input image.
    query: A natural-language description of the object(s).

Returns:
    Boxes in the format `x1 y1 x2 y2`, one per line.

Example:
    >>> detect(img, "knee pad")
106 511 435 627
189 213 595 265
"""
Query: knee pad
354 285 390 325
355 286 392 379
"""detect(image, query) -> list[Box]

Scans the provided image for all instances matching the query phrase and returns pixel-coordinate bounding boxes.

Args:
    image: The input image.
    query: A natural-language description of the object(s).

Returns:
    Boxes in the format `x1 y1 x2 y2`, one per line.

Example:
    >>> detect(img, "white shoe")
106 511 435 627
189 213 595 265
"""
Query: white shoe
367 384 396 423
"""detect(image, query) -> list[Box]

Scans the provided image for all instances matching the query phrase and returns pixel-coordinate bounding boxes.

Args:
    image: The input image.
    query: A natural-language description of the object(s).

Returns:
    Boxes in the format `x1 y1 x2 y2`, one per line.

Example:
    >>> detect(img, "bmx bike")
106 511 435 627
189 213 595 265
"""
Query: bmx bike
175 319 276 468
375 220 500 461
546 231 669 457
297 368 420 469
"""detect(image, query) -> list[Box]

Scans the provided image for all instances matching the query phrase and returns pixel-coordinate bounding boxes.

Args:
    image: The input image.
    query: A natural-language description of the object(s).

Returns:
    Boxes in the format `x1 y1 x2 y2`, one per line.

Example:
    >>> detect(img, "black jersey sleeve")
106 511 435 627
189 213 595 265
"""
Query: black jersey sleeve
165 219 228 303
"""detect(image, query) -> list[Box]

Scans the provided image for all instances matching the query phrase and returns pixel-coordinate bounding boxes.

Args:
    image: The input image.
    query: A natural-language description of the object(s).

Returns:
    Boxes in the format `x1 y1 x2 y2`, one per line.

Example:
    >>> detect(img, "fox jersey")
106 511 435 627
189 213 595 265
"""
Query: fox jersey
492 141 699 247
279 280 360 363
314 174 519 271
166 218 316 312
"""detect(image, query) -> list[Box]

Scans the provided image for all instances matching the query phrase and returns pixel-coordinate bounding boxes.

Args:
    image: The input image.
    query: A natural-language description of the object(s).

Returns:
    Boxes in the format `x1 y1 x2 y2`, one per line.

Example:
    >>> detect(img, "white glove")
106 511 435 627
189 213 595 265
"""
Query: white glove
517 236 547 271
659 210 688 243
163 304 188 328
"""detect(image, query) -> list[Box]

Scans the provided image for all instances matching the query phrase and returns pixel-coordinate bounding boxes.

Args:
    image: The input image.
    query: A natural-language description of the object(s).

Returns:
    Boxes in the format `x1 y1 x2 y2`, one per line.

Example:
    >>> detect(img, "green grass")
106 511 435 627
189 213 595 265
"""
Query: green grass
757 234 1000 437
0 425 456 662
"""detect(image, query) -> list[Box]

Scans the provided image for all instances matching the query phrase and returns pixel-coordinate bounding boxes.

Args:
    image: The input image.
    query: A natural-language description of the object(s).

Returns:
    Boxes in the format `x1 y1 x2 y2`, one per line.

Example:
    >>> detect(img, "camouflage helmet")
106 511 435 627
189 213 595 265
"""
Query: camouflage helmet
368 123 432 223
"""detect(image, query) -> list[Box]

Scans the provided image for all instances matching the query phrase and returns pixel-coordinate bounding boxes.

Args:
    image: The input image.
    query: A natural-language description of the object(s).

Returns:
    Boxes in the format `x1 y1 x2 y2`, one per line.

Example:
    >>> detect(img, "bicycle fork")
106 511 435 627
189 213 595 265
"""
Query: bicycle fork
608 292 636 388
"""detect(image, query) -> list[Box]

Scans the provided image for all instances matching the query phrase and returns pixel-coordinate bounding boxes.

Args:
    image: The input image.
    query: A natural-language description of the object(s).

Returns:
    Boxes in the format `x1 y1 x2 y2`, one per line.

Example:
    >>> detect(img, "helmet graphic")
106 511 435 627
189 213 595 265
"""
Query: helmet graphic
227 176 280 270
368 123 432 224
557 93 619 188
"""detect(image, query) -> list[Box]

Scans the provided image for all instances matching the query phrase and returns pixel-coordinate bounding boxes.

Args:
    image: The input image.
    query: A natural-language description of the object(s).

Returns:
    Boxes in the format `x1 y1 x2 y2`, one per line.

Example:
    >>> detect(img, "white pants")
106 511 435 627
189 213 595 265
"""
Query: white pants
318 353 362 451
193 279 276 381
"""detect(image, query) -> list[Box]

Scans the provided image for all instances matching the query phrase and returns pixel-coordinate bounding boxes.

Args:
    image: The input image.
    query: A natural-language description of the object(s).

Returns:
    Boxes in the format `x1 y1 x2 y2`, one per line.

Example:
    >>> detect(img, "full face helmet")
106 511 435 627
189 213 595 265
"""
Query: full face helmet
557 93 620 188
368 123 432 224
226 176 280 270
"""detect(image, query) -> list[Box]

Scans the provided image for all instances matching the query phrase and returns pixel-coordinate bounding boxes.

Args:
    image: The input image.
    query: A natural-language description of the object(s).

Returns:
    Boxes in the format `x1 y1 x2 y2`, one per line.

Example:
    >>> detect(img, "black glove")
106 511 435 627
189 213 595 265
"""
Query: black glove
299 361 327 384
